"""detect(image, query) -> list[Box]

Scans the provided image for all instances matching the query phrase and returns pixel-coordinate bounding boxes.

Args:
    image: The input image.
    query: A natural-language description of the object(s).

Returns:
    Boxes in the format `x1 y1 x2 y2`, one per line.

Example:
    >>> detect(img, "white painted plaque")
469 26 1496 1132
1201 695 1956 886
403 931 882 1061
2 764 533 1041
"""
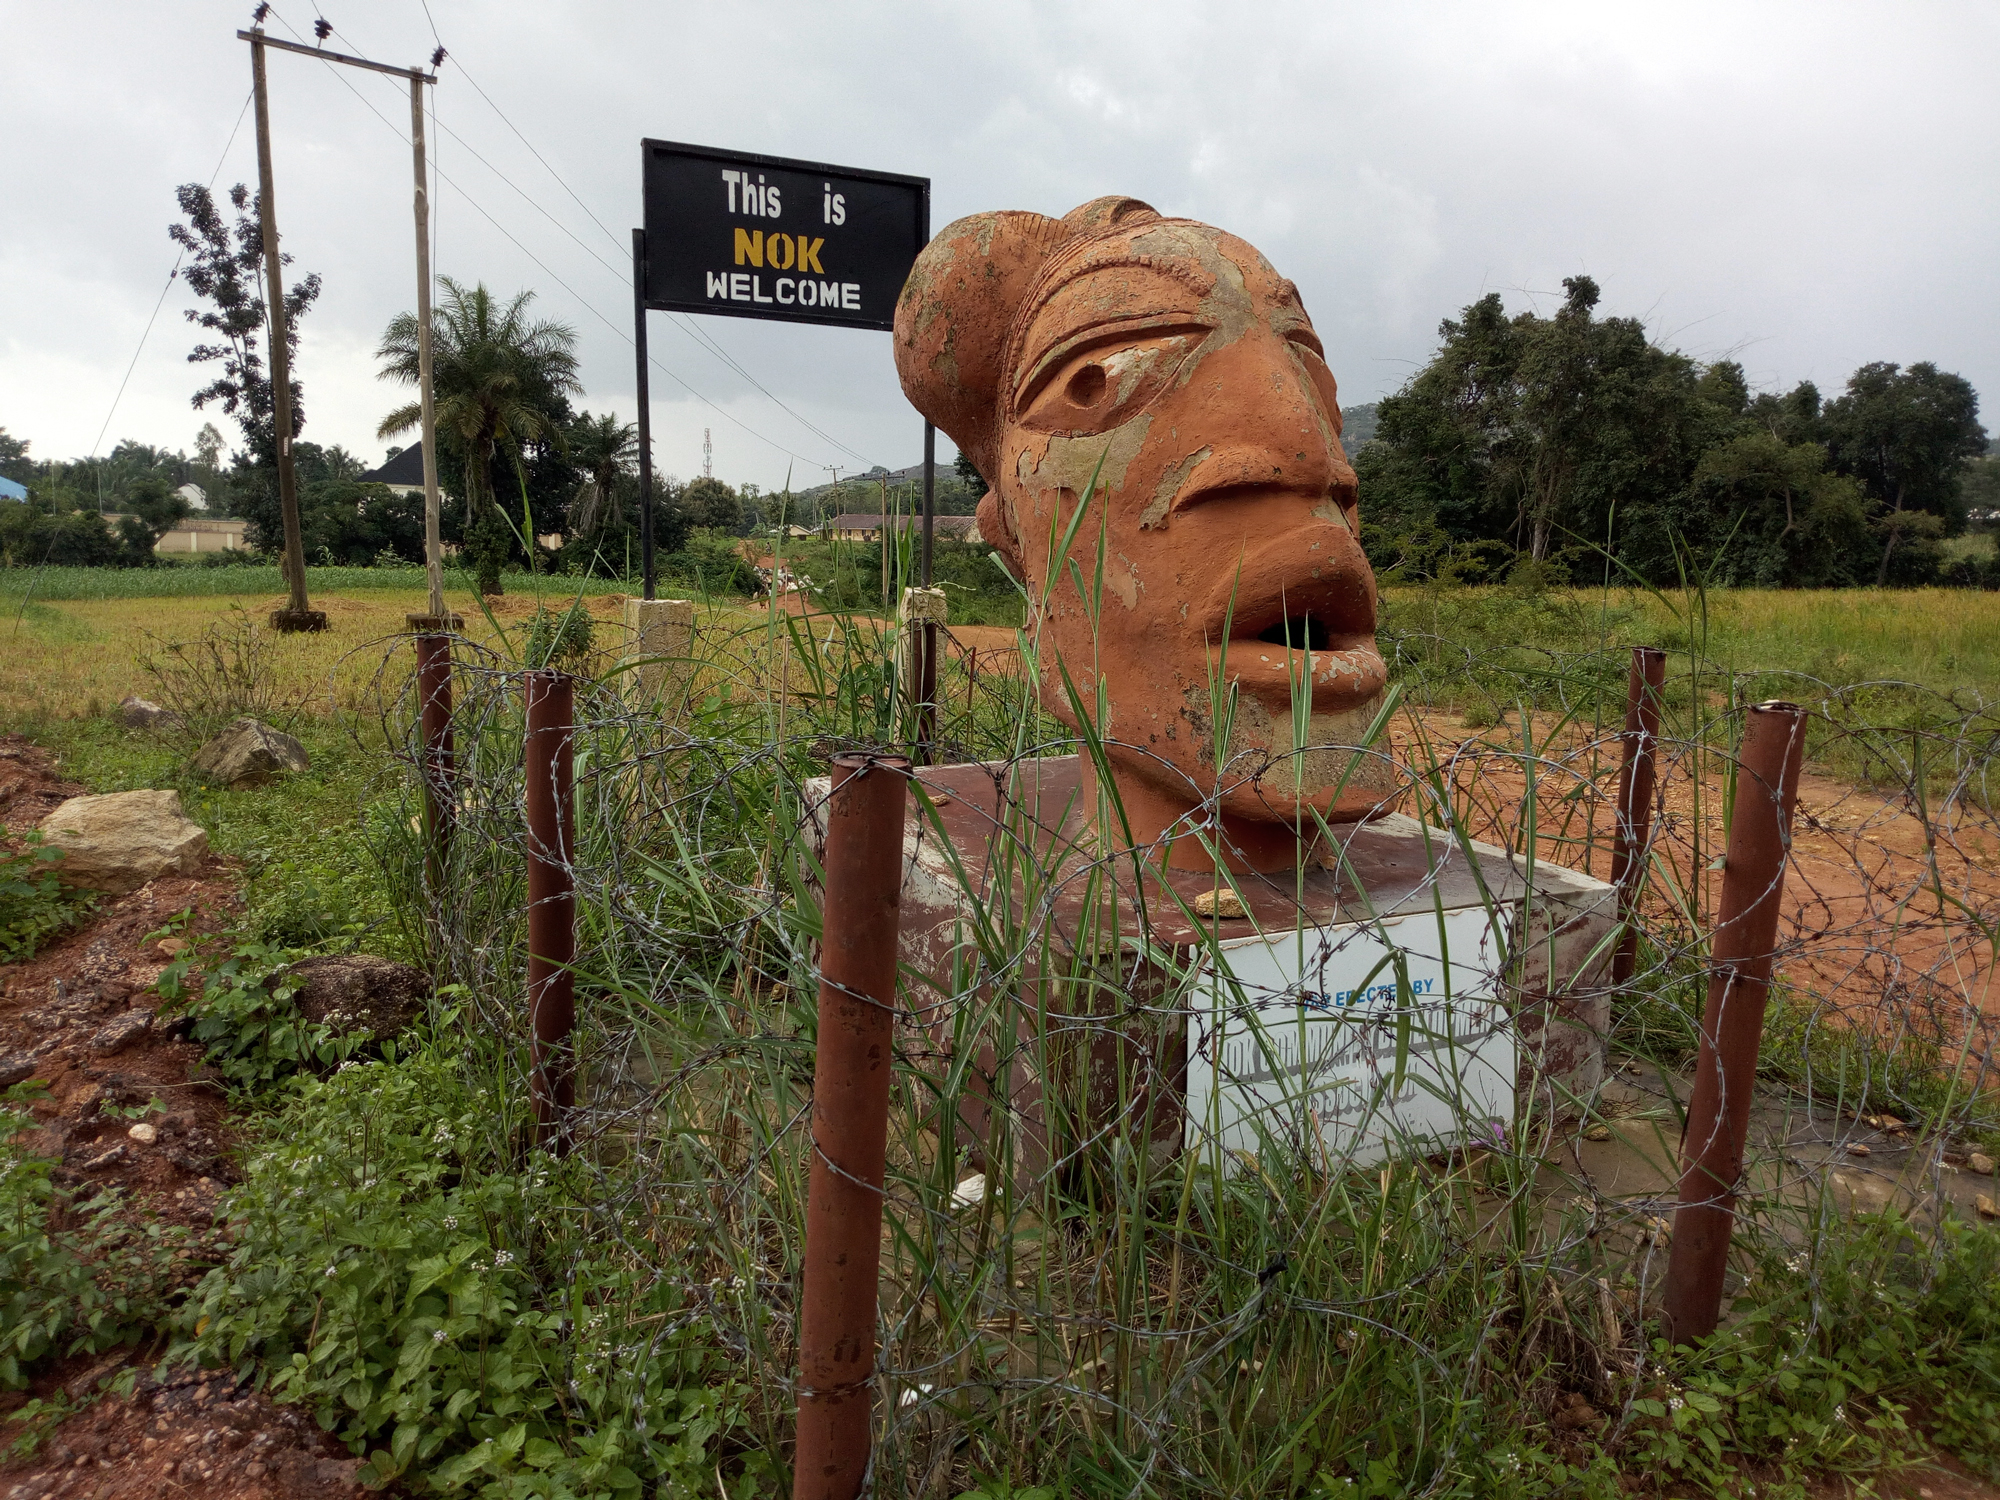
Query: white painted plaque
1185 905 1514 1167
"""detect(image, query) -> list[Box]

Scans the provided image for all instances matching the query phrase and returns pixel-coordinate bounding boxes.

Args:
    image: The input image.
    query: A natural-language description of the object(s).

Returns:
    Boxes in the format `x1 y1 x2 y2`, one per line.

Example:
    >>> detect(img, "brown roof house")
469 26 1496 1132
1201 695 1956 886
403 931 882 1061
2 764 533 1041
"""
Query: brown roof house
827 513 982 544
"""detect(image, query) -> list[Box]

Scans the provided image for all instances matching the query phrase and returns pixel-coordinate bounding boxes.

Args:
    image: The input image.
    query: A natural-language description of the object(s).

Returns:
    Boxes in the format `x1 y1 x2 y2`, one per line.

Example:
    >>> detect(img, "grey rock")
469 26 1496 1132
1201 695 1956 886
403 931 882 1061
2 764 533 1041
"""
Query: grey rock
0 1054 36 1088
89 1010 152 1055
285 953 429 1042
39 790 209 894
189 717 310 789
118 695 181 730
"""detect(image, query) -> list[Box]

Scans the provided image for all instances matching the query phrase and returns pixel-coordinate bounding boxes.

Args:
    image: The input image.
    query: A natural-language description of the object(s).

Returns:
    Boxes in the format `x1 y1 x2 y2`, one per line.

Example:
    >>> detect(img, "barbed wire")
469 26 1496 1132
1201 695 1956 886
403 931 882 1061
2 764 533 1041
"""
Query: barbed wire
346 611 2000 1495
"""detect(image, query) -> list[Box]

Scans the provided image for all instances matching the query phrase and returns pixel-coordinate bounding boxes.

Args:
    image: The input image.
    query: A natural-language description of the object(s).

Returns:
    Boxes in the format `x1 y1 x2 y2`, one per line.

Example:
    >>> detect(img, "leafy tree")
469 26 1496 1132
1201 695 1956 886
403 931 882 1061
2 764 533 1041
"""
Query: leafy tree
1650 433 1870 587
566 411 637 538
0 501 156 569
0 429 32 486
123 475 193 540
298 481 425 566
1822 362 1987 585
377 279 581 593
1961 452 2000 522
169 182 321 536
680 476 743 535
1358 282 1825 585
557 474 691 577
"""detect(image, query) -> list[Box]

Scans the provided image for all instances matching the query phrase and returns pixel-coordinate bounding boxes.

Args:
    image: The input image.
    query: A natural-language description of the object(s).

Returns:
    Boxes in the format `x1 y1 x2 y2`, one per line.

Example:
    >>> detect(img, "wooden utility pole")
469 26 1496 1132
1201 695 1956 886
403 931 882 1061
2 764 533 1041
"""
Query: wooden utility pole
236 27 445 630
247 29 322 632
408 72 448 626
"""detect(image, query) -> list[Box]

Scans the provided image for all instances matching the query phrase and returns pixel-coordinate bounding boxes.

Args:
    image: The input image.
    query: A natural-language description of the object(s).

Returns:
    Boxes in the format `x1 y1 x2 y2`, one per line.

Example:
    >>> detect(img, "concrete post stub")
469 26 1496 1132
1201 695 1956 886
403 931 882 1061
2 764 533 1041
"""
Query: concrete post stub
898 587 948 706
619 597 696 709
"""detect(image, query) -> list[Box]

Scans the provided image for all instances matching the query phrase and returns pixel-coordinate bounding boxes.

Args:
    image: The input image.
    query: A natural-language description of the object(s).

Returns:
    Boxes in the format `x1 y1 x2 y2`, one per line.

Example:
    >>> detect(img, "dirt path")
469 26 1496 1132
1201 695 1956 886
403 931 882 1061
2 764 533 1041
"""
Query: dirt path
1397 712 2000 1060
0 737 369 1499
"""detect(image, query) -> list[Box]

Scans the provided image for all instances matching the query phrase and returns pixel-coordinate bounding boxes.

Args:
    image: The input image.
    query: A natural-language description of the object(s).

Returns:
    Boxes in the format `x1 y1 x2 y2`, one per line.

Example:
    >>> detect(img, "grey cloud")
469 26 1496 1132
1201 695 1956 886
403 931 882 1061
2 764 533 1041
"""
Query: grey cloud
2 0 1993 490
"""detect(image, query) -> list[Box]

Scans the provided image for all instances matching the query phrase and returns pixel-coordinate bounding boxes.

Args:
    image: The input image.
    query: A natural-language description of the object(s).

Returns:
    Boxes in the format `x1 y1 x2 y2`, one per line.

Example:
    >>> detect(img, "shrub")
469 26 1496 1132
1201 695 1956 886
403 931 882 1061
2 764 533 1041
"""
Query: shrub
155 936 372 1092
176 1052 748 1496
135 603 302 744
0 831 95 962
0 1088 182 1391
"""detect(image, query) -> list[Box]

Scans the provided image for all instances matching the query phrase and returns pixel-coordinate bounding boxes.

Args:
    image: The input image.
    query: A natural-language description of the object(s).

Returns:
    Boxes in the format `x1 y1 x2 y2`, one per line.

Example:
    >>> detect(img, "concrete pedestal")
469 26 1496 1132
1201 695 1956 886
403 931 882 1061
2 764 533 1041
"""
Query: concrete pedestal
619 598 696 708
810 755 1616 1182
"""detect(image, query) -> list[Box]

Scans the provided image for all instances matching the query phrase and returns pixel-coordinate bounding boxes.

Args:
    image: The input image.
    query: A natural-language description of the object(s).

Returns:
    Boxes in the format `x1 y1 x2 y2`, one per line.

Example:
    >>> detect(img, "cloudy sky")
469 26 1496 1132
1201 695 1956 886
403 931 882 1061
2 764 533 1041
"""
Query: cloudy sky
3 1 1995 491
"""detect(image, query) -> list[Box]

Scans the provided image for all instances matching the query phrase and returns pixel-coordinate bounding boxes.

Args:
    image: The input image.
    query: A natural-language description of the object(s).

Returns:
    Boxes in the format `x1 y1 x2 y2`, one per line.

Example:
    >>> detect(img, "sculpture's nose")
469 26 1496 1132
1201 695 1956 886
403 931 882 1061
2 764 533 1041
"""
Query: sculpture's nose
1168 328 1342 513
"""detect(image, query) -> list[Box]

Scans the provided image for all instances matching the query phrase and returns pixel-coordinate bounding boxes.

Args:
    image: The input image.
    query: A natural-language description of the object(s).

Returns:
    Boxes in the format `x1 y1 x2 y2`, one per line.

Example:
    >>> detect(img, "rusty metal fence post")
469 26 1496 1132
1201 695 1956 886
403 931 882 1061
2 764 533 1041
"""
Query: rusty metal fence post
415 634 456 899
1609 646 1668 987
795 753 910 1500
523 670 576 1154
1661 700 1807 1345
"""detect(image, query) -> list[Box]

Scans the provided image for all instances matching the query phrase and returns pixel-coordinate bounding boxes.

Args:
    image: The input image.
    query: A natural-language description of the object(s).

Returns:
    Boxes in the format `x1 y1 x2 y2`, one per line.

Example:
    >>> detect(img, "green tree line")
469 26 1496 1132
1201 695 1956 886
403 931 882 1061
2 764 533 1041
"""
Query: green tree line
1355 275 1993 588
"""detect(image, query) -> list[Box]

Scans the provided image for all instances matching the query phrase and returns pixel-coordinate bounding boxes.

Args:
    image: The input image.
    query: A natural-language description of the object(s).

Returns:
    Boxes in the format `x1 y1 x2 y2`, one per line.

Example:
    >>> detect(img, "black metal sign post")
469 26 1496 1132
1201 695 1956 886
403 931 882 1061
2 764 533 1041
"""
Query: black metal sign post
632 140 934 602
632 228 655 599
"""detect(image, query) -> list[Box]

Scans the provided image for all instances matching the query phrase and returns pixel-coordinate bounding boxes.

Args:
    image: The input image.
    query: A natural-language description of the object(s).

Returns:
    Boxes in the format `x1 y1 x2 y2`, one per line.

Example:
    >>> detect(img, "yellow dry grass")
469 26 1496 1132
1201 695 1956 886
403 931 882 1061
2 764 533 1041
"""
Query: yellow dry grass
0 589 647 725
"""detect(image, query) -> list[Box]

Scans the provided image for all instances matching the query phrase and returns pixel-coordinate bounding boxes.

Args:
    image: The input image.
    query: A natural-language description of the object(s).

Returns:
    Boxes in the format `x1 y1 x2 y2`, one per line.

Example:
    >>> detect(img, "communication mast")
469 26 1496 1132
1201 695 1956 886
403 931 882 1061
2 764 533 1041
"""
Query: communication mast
703 429 713 479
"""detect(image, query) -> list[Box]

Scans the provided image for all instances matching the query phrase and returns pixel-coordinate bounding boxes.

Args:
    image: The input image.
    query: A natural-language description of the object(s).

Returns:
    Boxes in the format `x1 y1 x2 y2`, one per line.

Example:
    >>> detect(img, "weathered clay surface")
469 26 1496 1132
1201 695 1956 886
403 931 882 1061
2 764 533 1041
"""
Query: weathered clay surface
809 762 1616 1183
283 953 430 1041
190 717 310 788
39 789 209 894
896 197 1395 871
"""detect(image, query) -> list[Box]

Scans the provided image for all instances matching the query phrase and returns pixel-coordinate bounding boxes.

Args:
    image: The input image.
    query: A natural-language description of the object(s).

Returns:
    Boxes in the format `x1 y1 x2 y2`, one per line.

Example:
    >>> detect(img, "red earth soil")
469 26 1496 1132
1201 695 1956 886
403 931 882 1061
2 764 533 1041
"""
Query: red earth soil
0 736 371 1499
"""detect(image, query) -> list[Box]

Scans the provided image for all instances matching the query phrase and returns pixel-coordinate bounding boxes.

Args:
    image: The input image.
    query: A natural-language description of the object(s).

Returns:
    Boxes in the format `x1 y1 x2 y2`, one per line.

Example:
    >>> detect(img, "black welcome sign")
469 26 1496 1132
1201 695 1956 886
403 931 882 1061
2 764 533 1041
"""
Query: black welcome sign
640 139 930 332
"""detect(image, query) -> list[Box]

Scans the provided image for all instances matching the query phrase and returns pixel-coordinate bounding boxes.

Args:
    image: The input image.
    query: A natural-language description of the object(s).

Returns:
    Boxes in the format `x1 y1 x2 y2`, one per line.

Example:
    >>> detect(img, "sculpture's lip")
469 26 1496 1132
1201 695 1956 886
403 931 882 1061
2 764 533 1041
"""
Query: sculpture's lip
1198 523 1385 713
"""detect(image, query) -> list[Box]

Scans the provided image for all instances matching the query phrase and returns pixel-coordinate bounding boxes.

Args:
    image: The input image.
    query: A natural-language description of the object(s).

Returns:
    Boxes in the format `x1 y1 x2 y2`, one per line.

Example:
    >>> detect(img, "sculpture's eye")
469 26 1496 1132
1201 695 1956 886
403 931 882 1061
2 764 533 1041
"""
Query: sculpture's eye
1018 331 1202 436
1065 364 1107 407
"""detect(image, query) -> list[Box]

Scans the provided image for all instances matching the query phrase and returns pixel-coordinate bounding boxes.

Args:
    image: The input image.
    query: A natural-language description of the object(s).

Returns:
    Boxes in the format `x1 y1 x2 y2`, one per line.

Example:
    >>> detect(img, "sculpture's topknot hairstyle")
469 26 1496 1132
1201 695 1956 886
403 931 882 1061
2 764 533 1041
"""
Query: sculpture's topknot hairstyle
893 195 1163 495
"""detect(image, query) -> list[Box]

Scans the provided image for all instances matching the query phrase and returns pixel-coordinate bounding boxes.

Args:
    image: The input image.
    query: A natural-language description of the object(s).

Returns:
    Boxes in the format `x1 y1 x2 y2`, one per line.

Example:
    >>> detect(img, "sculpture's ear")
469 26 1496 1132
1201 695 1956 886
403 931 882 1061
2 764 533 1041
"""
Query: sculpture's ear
894 210 1068 485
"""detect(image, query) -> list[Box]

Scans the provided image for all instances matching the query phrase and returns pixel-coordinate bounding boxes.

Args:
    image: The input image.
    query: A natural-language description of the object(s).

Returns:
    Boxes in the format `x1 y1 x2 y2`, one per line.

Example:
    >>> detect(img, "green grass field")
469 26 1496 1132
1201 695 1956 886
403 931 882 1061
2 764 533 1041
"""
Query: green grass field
0 562 638 602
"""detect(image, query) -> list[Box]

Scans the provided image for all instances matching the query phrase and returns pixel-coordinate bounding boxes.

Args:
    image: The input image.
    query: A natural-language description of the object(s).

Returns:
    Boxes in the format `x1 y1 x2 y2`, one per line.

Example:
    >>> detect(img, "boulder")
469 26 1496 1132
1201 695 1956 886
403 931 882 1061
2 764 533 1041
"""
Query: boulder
89 1010 152 1055
118 695 181 731
190 717 310 789
39 790 208 894
284 954 429 1042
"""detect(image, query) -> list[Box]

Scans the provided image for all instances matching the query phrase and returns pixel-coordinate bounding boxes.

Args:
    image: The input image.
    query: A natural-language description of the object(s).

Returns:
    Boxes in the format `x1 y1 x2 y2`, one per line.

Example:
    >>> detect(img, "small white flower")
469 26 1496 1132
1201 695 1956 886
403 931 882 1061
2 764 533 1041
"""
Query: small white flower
432 1329 447 1343
492 1250 514 1267
1669 1397 1685 1412
324 1264 338 1278
442 1215 458 1230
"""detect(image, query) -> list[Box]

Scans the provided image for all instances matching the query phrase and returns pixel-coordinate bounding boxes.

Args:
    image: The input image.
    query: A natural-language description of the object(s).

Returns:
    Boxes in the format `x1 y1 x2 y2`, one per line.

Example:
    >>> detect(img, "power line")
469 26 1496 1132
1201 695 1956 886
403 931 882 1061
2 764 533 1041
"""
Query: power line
13 87 257 633
276 6 880 471
89 88 257 480
259 7 848 472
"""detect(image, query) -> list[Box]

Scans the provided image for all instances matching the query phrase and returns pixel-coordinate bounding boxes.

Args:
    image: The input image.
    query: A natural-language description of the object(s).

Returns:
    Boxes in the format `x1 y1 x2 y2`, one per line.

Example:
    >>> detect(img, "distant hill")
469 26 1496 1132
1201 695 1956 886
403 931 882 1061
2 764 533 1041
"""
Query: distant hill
1340 402 1378 455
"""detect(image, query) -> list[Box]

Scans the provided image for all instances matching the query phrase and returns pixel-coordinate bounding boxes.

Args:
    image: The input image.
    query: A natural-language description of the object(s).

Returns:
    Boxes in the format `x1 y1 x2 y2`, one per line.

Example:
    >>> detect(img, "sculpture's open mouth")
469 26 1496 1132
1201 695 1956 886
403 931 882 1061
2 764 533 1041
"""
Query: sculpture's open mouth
1201 525 1387 715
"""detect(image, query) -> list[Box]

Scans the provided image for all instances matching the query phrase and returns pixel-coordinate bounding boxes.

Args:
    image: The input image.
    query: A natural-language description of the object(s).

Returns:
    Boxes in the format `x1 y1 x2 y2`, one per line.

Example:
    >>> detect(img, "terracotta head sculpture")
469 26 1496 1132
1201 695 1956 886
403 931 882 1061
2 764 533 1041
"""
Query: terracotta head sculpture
895 196 1396 874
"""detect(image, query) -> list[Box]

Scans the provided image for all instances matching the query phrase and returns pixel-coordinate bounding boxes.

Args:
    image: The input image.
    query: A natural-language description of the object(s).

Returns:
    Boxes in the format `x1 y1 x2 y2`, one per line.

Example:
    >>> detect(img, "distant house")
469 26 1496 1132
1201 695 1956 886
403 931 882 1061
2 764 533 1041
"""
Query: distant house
357 445 427 498
827 513 981 545
0 477 26 502
155 517 248 555
175 482 208 512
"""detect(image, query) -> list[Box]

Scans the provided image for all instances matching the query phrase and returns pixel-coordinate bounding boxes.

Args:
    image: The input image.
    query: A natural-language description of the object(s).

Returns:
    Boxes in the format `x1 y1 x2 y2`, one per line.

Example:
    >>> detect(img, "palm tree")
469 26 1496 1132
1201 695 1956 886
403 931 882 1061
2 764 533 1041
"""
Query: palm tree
566 411 639 538
376 278 582 567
